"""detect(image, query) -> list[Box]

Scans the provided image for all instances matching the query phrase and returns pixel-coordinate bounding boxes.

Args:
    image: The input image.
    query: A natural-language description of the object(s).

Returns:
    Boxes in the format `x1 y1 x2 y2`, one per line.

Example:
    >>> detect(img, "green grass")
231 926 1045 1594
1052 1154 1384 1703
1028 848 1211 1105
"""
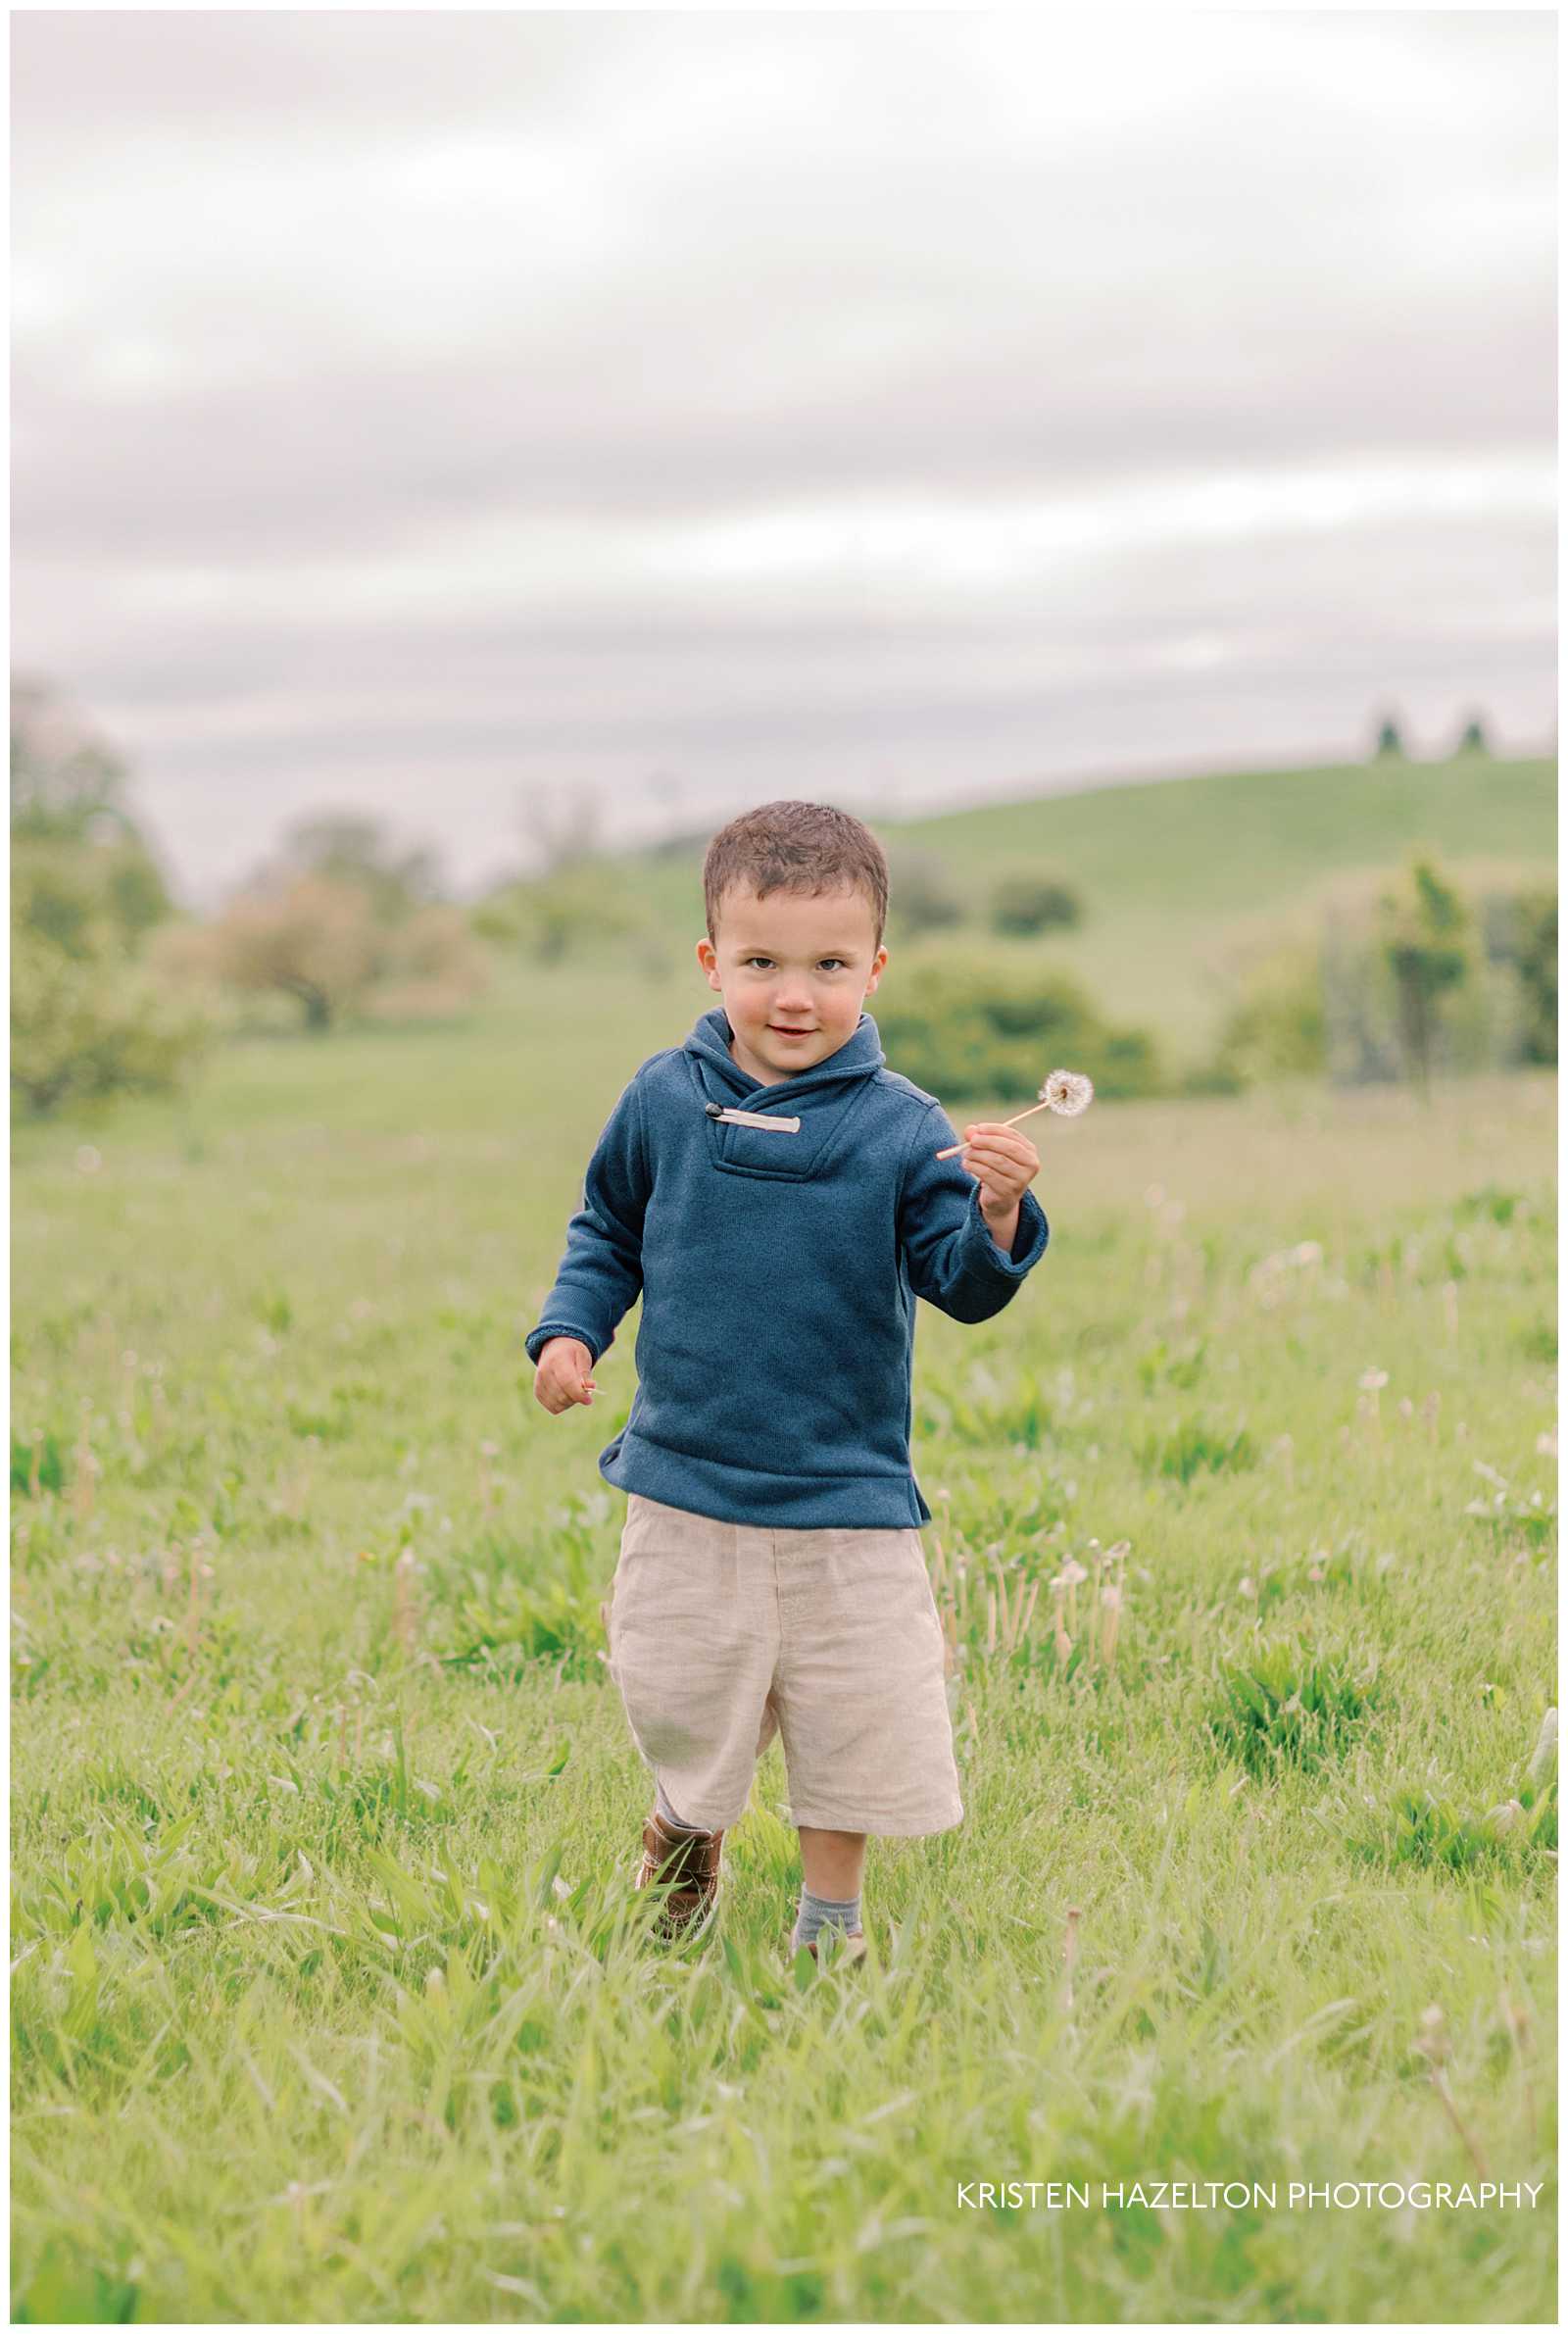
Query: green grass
11 971 1558 2322
615 750 1556 1059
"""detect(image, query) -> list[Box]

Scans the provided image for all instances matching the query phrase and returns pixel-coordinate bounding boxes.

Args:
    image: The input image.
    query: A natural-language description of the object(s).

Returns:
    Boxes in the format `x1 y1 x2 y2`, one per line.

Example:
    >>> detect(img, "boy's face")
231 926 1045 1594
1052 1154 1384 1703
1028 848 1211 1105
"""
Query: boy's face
695 883 888 1087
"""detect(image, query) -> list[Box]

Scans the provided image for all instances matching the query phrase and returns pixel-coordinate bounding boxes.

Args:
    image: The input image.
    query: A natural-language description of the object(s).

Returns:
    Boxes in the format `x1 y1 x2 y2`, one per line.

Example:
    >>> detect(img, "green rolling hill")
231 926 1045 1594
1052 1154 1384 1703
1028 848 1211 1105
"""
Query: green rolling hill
603 751 1556 1067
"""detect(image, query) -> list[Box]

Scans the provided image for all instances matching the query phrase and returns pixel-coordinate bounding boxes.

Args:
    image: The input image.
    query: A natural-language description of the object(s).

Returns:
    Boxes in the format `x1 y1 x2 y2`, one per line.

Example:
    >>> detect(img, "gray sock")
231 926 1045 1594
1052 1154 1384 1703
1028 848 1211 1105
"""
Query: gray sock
791 1886 860 1953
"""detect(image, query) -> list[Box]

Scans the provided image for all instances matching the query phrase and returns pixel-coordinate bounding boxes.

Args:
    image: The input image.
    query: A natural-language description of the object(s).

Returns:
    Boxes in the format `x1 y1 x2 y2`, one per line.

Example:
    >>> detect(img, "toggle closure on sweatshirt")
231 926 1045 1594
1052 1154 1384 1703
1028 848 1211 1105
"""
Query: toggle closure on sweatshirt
524 1005 1051 1528
704 1101 802 1132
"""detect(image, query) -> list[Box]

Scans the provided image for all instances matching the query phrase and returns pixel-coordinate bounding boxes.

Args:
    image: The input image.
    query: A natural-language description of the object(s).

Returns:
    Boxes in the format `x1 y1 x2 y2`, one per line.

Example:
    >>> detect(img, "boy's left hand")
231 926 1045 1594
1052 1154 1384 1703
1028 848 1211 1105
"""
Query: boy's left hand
958 1122 1041 1232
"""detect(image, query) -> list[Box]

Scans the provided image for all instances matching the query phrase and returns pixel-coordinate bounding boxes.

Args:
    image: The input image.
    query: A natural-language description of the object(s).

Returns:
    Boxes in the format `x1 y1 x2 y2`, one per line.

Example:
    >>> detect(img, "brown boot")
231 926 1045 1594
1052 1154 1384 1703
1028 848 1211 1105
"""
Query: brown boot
634 1807 724 1942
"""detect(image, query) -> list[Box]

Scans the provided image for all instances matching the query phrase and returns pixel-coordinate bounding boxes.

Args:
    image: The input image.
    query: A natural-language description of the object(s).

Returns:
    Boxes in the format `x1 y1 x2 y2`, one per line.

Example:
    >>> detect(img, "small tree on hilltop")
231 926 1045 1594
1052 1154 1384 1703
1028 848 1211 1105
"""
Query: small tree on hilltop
1371 709 1407 761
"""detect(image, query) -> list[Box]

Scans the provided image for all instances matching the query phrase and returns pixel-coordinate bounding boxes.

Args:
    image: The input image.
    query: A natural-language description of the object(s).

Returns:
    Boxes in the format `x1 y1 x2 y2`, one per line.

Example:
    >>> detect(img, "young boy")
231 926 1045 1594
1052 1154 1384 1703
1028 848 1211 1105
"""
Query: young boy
525 800 1049 1965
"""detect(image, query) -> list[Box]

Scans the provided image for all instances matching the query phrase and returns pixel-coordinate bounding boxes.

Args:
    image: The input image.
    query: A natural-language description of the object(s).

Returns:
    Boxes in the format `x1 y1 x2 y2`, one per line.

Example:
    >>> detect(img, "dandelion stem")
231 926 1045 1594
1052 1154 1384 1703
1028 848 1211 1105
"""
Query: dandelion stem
934 1096 1055 1159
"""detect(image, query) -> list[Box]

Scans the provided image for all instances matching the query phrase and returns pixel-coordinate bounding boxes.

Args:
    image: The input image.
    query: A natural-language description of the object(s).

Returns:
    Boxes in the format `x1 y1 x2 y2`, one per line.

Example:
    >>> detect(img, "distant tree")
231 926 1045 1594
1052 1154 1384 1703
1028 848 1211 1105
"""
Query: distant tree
12 676 175 936
13 832 171 960
357 902 491 1022
246 810 447 925
1208 940 1326 1089
158 870 489 1031
1510 888 1557 1066
1374 856 1473 1095
472 862 655 965
1452 711 1493 757
183 875 379 1031
12 924 213 1115
11 674 143 846
1371 710 1407 760
990 871 1084 936
10 678 205 1116
515 782 605 876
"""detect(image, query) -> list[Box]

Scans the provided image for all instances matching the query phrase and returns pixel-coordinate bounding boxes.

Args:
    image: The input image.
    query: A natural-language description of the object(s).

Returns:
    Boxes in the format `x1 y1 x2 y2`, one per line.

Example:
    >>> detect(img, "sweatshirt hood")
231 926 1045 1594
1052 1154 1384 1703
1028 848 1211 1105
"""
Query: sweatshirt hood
683 1006 887 1107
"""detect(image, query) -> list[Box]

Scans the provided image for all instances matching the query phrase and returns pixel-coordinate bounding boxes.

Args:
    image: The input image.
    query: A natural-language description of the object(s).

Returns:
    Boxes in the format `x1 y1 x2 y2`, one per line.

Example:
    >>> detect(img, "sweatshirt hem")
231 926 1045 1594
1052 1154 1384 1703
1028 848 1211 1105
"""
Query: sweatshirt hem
600 1427 930 1530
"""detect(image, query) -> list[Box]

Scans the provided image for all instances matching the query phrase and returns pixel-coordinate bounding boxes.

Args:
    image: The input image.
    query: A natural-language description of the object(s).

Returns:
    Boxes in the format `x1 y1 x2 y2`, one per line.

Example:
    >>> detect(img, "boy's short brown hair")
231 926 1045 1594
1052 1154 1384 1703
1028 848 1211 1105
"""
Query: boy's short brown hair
703 800 890 954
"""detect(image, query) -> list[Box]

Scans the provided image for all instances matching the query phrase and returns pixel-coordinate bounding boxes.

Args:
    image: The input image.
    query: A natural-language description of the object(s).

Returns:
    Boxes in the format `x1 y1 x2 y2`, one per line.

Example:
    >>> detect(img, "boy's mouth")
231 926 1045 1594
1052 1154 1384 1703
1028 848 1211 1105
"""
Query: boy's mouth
769 1025 814 1037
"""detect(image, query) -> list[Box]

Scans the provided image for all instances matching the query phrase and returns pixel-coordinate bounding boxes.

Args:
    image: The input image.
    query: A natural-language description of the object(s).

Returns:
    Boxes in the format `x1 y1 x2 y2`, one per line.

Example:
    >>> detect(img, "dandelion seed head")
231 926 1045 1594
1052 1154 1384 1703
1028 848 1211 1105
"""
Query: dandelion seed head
1041 1068 1094 1116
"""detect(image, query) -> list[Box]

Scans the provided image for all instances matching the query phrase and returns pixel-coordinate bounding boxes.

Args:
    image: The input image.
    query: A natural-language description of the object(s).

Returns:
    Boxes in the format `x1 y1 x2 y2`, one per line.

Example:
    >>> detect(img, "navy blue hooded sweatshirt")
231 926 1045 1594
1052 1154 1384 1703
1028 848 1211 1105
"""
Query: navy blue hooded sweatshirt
524 1005 1050 1529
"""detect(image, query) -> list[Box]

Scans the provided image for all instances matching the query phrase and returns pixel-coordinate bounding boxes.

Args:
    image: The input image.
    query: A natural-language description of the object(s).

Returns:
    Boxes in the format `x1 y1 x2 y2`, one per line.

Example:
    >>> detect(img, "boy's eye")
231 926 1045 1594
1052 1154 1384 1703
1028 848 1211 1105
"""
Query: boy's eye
743 957 848 969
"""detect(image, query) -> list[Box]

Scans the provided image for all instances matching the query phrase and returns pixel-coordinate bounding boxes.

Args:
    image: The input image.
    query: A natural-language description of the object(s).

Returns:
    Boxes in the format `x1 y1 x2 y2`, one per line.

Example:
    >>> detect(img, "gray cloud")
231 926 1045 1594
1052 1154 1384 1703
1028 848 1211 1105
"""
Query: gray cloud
13 10 1555 908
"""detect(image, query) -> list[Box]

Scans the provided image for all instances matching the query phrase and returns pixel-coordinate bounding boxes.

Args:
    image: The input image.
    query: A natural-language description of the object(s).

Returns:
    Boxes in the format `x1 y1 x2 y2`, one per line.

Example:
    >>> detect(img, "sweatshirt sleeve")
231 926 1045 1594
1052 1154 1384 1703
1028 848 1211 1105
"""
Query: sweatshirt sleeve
896 1099 1050 1323
524 1074 650 1369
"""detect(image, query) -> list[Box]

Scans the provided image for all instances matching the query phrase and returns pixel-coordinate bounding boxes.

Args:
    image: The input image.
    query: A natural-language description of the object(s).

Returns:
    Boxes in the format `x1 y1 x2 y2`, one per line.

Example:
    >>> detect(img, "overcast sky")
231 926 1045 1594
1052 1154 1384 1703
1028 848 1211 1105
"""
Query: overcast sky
12 10 1556 911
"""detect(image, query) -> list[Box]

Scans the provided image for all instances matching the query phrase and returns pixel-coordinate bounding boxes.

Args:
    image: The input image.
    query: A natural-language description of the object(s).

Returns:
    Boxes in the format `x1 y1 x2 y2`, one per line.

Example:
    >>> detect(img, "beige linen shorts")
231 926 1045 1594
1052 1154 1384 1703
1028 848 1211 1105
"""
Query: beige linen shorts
605 1490 964 1836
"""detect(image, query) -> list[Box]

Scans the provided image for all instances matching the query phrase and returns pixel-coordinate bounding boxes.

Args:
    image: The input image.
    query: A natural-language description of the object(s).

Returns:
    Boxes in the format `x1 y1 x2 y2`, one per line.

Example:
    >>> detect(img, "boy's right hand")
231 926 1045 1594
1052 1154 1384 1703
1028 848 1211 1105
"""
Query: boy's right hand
533 1336 598 1414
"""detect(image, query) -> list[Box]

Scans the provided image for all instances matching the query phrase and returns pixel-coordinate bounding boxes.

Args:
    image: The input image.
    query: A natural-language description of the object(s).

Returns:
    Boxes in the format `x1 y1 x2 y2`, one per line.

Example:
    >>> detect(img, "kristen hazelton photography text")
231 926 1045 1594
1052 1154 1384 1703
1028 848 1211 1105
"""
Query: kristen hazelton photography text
954 2179 1547 2214
9 10 1557 2329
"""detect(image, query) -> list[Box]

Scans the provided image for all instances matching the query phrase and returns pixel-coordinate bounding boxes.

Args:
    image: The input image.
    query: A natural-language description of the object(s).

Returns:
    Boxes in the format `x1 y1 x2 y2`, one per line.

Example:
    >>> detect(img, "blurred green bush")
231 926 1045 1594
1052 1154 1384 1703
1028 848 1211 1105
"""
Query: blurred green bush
1202 857 1557 1093
874 946 1164 1101
988 871 1084 936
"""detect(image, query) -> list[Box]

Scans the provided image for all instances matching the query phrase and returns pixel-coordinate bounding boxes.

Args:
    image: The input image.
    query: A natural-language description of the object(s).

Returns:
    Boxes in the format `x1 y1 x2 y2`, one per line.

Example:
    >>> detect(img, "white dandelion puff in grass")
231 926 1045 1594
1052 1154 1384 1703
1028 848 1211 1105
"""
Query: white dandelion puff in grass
934 1067 1096 1157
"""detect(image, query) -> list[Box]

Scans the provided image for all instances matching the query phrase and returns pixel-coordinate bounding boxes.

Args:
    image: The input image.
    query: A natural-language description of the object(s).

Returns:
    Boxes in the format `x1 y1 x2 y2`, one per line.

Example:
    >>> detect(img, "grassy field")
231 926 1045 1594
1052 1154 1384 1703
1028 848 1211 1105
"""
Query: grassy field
613 752 1557 1063
10 962 1558 2323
